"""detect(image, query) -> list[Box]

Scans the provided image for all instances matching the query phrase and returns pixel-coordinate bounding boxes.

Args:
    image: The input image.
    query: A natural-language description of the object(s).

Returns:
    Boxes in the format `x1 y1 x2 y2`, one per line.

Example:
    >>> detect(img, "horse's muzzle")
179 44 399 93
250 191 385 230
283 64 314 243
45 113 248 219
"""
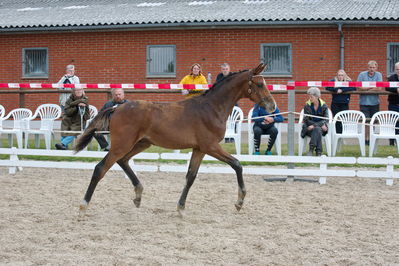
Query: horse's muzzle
260 99 276 114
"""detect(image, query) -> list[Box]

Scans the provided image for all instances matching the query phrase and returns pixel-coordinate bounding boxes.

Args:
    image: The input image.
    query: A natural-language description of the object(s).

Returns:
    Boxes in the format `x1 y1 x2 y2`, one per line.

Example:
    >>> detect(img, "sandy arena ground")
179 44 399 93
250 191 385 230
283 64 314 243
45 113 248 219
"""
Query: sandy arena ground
1 166 399 265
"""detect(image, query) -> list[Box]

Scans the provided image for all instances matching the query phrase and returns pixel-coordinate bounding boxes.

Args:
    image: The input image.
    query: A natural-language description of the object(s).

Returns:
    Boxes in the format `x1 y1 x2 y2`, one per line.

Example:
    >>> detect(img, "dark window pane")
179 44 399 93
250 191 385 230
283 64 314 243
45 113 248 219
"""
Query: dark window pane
389 44 399 74
148 45 175 76
23 48 48 77
262 44 291 74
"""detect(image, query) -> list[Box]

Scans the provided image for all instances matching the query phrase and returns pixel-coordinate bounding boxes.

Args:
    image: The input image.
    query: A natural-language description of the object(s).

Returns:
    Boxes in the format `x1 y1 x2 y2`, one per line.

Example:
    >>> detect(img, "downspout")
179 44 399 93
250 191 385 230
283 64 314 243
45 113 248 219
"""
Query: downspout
338 23 344 69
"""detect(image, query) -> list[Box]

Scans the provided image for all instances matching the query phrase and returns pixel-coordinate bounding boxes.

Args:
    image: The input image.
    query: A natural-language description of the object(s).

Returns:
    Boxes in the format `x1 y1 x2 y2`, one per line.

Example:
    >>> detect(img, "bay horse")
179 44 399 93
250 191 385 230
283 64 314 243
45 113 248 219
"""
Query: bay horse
75 63 276 217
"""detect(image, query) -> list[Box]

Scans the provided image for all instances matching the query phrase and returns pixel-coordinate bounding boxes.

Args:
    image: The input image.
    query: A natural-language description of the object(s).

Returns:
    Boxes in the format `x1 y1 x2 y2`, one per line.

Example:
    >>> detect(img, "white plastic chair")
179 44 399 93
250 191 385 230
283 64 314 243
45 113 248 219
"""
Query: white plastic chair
247 107 282 155
298 108 332 156
86 105 98 129
0 104 5 129
369 111 399 157
0 105 6 147
332 110 366 157
224 106 243 155
0 108 32 149
25 104 62 149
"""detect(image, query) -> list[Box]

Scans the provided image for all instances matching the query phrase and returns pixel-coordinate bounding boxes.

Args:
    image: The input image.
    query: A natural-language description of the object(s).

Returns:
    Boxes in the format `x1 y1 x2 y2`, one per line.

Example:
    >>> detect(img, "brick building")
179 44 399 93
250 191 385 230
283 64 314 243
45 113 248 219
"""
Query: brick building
0 0 398 115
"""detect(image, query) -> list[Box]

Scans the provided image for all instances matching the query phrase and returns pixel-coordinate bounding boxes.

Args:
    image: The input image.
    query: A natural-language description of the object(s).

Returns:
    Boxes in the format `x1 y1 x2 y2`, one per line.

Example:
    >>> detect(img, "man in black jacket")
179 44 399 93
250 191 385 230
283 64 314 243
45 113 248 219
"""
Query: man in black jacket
386 62 399 145
94 88 129 151
216 63 231 83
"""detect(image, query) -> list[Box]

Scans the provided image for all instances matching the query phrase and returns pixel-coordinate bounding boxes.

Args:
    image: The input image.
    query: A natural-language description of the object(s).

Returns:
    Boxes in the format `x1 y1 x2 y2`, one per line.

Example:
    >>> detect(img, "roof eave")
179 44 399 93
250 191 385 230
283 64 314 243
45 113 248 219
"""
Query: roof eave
1 19 399 33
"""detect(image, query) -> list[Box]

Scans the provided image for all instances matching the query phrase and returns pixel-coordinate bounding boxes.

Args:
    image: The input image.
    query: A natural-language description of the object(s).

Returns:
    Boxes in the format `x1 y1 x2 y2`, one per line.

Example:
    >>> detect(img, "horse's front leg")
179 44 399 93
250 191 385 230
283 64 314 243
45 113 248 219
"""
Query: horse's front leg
205 144 246 211
177 149 205 217
117 139 152 208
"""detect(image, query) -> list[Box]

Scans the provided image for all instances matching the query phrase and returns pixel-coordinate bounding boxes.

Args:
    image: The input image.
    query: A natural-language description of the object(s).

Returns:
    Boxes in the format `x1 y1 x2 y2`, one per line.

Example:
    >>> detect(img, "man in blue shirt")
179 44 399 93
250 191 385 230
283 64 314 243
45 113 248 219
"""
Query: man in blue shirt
357 60 382 145
251 104 284 155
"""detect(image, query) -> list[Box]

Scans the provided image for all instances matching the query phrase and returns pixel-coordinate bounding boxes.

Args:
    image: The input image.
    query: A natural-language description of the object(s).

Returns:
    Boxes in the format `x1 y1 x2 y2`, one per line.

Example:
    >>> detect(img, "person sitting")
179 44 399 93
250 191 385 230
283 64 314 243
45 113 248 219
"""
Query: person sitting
179 63 208 97
301 87 329 156
94 88 129 151
251 103 283 155
55 87 89 150
326 69 356 133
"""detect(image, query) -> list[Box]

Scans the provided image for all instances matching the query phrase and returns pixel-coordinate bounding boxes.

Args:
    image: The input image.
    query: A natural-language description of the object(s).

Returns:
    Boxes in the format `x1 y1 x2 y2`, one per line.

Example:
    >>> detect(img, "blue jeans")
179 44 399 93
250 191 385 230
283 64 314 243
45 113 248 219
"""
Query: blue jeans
61 136 76 147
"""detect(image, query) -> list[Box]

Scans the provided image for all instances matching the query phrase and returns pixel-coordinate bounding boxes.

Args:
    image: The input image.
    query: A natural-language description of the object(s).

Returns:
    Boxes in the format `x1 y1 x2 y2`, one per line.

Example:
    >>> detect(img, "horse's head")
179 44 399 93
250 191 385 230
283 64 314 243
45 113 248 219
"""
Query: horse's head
245 64 276 113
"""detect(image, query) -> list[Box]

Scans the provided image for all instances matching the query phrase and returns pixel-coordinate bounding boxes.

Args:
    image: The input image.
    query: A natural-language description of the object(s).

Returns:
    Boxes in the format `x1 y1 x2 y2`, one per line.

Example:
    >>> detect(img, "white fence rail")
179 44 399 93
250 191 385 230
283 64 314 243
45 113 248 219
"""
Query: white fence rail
0 148 398 185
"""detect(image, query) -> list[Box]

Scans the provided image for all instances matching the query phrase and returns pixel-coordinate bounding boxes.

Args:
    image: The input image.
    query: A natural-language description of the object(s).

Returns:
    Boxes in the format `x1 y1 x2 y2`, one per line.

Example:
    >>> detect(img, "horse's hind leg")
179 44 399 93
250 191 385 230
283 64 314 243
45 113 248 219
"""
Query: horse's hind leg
117 139 152 208
80 147 133 215
177 149 205 217
80 154 111 213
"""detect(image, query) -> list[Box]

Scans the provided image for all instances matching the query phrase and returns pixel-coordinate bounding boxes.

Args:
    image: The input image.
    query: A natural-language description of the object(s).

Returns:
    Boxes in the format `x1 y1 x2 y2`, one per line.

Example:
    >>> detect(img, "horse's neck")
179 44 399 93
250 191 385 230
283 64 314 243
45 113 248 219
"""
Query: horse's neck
205 81 245 120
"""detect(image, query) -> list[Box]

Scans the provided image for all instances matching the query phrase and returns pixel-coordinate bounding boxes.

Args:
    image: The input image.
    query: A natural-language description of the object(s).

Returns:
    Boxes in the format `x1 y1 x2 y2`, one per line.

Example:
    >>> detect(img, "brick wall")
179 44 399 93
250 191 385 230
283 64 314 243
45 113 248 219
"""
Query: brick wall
0 25 396 116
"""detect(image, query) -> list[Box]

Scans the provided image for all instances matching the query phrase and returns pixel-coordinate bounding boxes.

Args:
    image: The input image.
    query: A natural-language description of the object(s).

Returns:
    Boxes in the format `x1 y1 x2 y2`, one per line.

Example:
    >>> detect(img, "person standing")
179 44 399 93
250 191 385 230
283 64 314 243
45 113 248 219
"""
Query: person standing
251 103 283 155
216 63 237 143
58 65 80 112
357 60 383 145
94 88 129 151
179 63 208 97
216 63 232 82
301 87 329 156
55 87 89 150
326 69 356 133
386 62 399 145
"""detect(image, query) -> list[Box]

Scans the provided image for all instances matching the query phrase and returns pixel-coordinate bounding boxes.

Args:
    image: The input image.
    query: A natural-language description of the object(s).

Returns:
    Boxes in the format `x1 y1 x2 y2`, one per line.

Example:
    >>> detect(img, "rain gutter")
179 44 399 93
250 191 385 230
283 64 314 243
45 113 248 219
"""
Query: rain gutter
1 19 399 33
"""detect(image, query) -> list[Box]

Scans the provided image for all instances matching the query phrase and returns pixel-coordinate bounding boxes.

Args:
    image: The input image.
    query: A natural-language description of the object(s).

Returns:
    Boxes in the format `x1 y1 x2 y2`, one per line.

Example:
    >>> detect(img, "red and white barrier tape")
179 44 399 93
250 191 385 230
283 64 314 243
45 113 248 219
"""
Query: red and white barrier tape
1 82 399 90
288 81 399 88
0 83 291 91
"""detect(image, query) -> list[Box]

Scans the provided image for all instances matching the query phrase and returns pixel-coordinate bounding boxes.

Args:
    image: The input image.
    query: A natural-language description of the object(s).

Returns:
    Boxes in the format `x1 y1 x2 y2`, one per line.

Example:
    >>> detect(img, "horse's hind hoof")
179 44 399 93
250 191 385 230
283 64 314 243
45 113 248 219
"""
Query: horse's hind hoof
133 198 141 208
235 201 243 211
78 200 88 219
133 184 143 208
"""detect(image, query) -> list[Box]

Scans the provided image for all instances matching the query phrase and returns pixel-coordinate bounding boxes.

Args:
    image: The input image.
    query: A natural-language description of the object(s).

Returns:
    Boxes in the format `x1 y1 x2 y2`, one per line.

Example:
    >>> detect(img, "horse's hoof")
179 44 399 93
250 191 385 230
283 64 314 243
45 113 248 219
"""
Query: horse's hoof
235 200 243 211
133 184 143 208
177 204 185 218
79 200 88 211
133 198 141 208
78 200 88 219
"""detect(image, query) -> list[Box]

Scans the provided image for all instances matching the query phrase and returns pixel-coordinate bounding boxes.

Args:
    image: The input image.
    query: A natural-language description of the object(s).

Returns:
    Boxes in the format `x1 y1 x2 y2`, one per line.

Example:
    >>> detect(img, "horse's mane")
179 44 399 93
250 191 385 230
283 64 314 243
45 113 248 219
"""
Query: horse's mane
201 69 249 97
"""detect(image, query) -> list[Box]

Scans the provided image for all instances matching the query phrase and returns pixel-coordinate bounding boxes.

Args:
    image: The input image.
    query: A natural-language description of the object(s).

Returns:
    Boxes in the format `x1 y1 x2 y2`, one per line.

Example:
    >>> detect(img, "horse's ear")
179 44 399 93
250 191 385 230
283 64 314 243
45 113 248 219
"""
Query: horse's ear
253 63 267 75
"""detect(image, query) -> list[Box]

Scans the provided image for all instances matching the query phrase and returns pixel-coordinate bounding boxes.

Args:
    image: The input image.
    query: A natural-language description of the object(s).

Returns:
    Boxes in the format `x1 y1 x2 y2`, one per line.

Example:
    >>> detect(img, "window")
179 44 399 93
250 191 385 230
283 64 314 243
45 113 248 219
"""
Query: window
146 45 176 78
261 43 292 76
387 43 399 75
22 48 48 78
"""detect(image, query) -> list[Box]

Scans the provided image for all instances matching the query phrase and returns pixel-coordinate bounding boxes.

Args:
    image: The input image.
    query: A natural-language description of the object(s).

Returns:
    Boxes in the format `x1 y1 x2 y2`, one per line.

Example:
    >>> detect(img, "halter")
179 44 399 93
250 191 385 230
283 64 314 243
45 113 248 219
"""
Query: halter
247 75 266 103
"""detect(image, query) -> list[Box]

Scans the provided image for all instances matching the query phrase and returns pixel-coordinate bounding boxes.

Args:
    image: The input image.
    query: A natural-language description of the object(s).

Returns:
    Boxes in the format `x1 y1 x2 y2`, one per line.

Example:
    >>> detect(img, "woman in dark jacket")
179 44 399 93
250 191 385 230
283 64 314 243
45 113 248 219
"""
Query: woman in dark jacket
55 87 90 150
326 69 356 133
386 62 399 145
301 87 329 156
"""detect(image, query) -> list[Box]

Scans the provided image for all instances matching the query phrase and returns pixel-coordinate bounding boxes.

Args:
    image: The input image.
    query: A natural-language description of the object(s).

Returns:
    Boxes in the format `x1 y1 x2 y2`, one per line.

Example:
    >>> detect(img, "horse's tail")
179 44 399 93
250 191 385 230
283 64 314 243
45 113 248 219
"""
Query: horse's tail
74 107 115 153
